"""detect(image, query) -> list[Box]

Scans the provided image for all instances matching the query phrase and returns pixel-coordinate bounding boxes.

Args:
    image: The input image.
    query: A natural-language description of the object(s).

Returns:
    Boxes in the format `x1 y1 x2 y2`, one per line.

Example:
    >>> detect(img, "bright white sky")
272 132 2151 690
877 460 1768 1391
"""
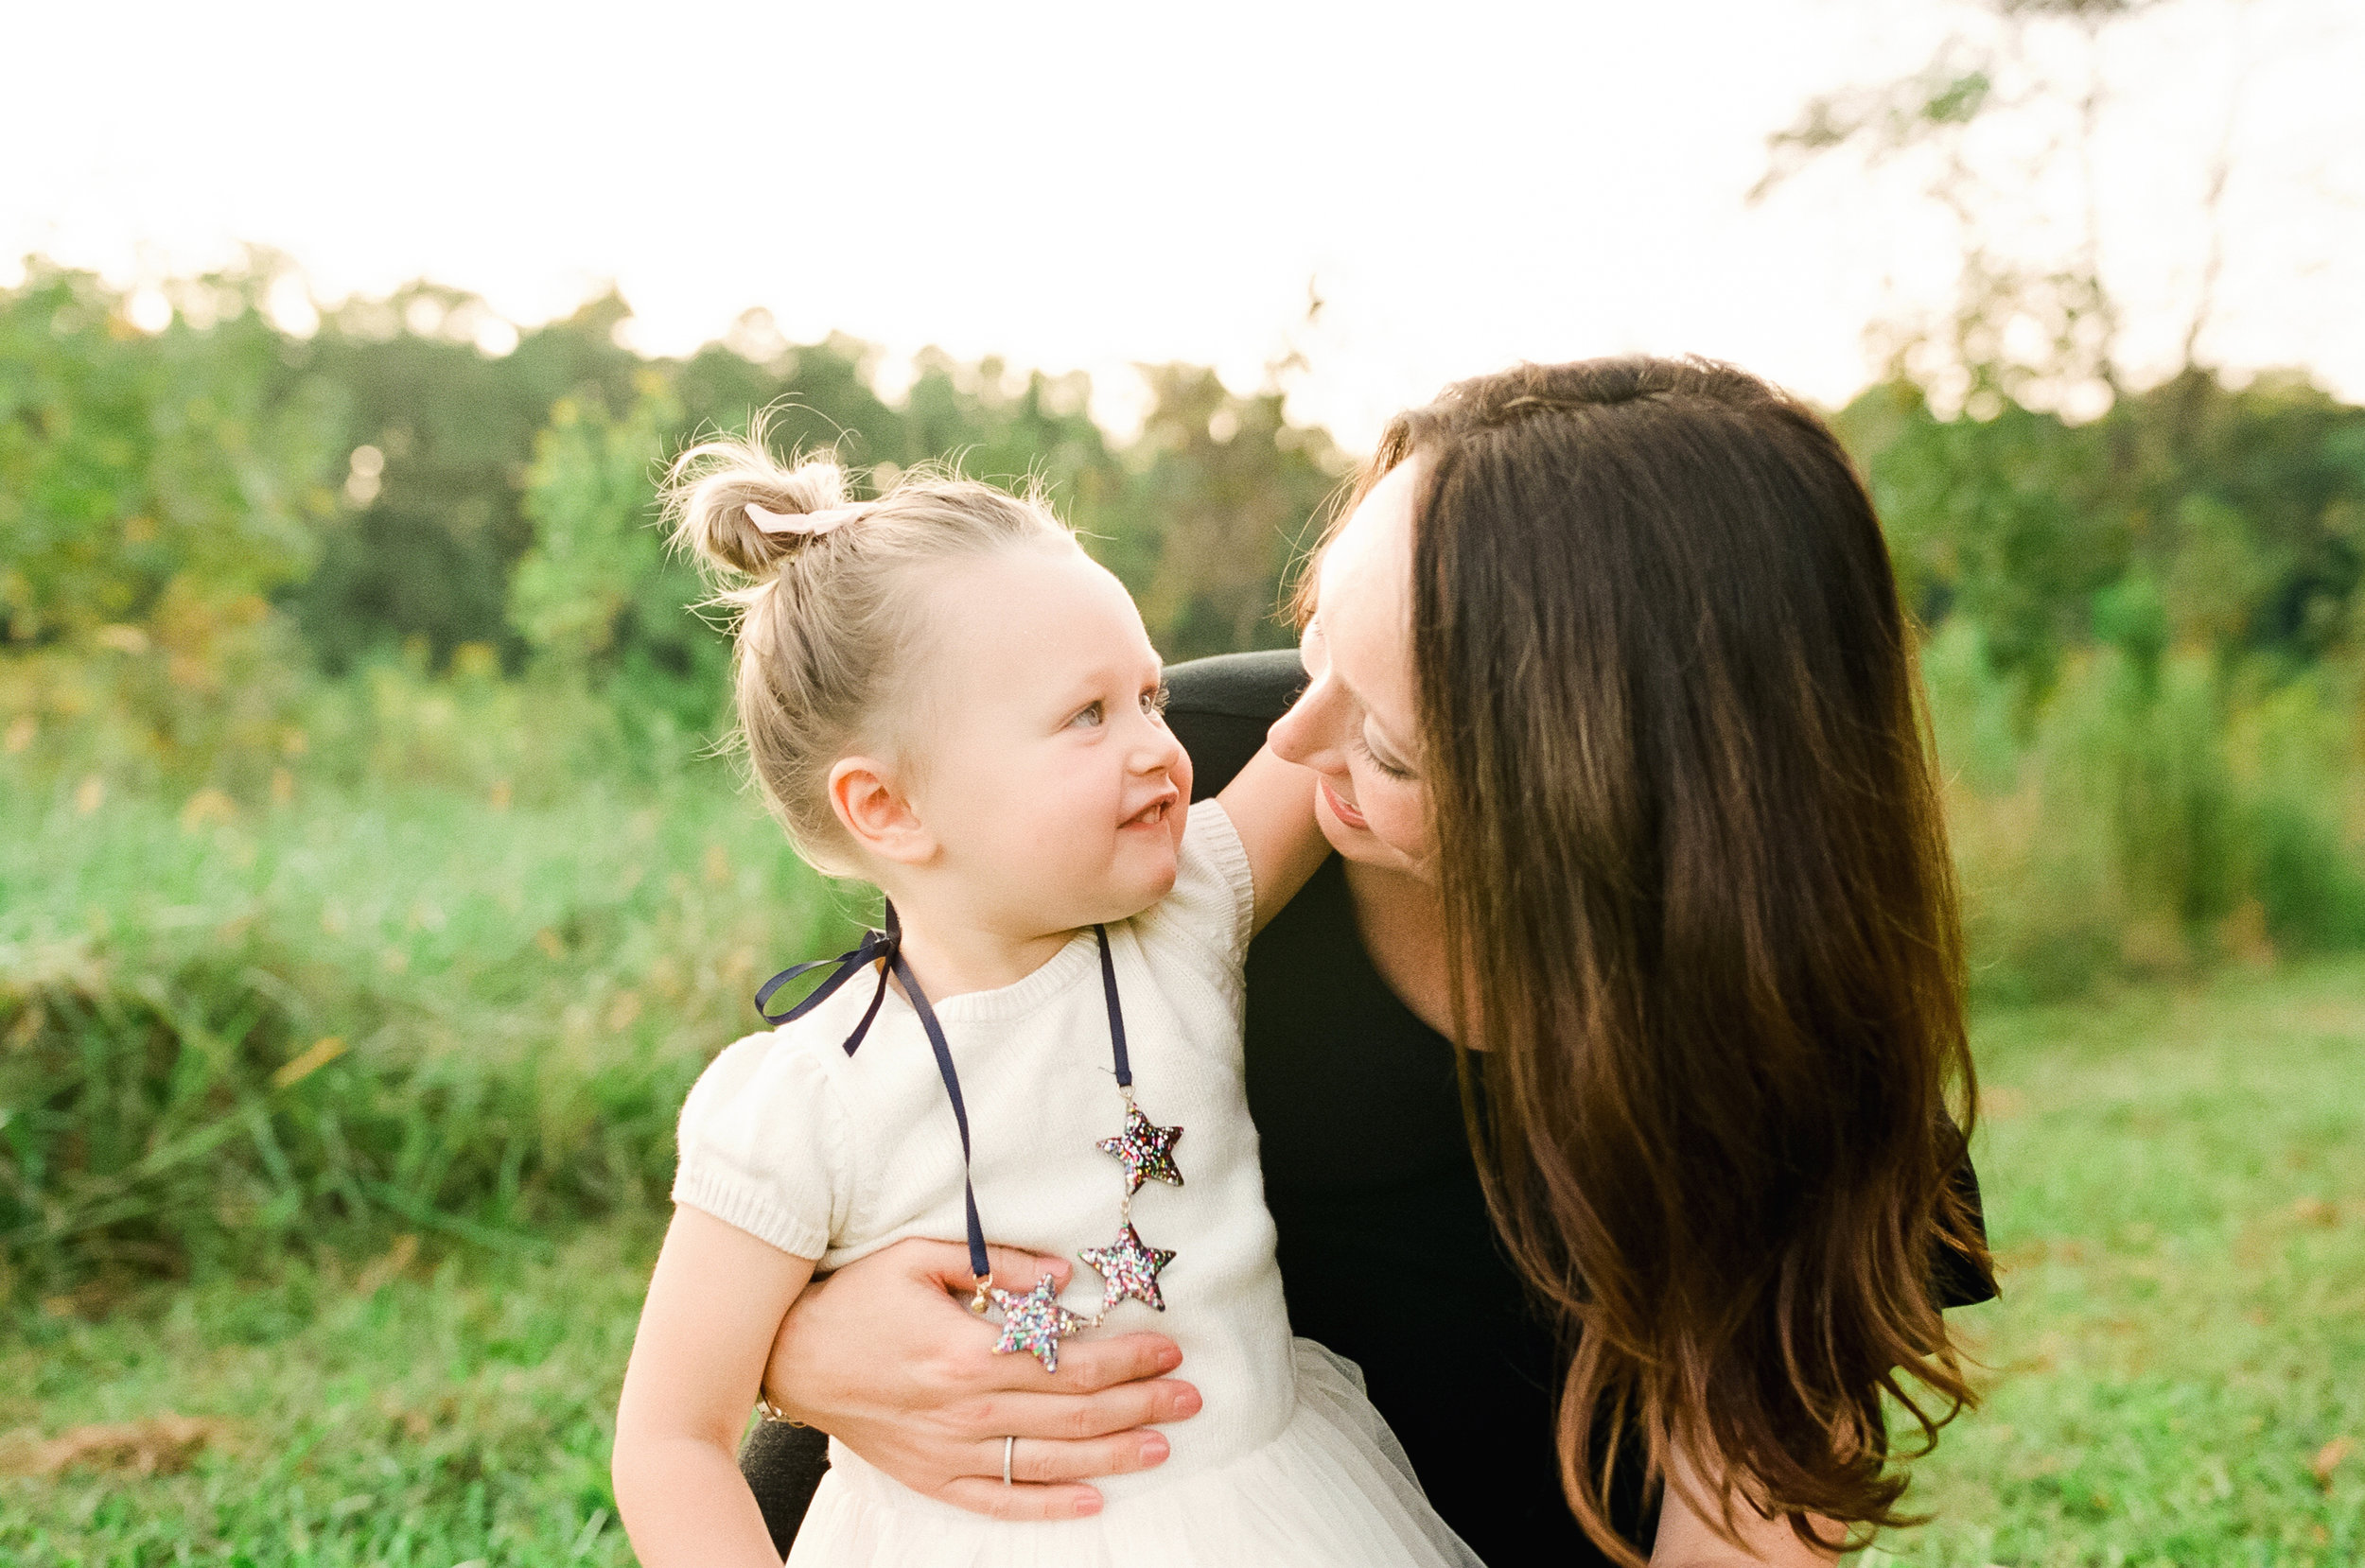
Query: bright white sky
6 0 2358 447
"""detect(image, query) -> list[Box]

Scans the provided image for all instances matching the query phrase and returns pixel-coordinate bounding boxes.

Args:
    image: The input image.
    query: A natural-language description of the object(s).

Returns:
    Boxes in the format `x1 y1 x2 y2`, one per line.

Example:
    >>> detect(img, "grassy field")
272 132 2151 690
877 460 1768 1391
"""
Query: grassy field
0 748 846 1303
4 955 2359 1565
1890 959 2365 1566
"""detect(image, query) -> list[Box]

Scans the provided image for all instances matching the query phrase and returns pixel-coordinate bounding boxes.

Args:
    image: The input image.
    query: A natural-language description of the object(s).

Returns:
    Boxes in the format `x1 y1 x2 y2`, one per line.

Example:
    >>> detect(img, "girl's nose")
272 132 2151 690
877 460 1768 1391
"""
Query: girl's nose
1130 707 1185 773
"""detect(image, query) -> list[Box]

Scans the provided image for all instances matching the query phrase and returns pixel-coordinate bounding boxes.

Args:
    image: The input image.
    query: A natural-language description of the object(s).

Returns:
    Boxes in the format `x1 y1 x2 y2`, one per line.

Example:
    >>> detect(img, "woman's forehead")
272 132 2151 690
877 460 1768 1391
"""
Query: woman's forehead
1315 459 1420 722
1319 462 1417 627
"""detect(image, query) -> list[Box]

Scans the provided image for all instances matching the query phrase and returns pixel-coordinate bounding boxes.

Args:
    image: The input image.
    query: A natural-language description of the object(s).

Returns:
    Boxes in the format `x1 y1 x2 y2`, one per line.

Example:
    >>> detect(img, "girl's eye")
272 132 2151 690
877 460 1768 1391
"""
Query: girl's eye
1140 683 1169 719
1070 701 1105 729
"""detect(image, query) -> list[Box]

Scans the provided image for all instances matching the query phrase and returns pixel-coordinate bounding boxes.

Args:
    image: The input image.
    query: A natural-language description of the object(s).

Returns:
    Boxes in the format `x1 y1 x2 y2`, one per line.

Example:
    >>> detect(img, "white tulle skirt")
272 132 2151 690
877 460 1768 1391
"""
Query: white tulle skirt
787 1338 1484 1568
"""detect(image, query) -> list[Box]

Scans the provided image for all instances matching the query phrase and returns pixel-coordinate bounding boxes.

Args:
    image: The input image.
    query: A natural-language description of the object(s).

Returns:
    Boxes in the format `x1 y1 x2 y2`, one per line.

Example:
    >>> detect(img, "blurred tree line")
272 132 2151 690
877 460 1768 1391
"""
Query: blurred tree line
10 249 2359 717
6 241 2365 984
0 253 1340 717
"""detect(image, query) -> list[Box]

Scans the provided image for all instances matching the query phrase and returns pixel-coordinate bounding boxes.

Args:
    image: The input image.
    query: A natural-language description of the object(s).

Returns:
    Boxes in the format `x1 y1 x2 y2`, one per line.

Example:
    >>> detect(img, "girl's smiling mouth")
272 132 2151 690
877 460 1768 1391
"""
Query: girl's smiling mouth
1122 793 1178 830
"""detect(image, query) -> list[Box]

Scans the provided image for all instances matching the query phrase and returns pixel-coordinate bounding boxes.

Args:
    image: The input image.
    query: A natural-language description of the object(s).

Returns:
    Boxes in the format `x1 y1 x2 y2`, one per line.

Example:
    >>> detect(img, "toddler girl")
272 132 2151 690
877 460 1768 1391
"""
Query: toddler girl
611 427 1480 1568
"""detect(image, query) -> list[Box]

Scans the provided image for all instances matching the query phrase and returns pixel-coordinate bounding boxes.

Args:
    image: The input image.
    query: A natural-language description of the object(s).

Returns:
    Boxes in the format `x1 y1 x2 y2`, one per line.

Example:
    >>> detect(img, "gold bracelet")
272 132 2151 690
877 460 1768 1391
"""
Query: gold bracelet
757 1394 808 1428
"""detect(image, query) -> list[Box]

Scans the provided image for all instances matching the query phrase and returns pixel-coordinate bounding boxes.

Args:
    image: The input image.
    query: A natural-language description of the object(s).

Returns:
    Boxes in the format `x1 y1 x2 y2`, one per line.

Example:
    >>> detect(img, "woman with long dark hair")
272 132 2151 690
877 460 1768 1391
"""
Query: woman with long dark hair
737 356 1993 1565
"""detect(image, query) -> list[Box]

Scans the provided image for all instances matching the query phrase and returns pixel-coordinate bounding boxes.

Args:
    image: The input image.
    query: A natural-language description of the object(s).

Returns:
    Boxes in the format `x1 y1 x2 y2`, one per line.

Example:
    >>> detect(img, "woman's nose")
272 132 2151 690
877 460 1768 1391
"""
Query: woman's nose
1268 677 1340 772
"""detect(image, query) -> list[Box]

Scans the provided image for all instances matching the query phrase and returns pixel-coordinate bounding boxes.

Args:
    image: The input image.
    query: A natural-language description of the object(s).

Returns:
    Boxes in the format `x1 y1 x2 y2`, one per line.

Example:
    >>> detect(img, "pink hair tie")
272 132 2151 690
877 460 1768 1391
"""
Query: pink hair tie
745 502 867 537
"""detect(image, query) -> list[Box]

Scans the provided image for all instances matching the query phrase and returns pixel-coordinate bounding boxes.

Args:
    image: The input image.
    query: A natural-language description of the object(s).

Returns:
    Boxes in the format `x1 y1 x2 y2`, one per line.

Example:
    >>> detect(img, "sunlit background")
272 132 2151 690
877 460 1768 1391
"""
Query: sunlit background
4 3 2363 1564
9 0 2362 440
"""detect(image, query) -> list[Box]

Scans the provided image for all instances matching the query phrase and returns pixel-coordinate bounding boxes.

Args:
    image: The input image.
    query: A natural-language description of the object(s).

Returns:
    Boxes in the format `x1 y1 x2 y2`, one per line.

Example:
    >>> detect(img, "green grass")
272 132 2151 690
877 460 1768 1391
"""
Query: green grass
1 753 846 1299
0 1227 654 1567
5 958 2361 1564
1885 960 2365 1566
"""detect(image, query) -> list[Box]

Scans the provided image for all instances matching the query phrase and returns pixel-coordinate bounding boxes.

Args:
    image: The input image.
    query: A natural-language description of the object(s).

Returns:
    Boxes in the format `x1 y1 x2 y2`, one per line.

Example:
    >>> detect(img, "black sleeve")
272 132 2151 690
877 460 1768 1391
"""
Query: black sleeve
1936 1143 2000 1308
1165 650 1306 800
741 1420 830 1556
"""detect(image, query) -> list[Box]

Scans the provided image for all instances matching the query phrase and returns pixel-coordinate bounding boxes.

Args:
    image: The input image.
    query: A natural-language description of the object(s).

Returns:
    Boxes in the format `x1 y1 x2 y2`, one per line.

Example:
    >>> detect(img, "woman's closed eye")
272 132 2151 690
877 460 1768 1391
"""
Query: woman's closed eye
1355 729 1414 782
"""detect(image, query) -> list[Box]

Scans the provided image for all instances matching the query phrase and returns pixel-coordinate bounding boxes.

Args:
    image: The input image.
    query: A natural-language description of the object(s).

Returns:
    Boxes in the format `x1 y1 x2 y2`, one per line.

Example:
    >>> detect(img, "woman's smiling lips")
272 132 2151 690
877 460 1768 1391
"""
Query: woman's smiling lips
1319 777 1368 829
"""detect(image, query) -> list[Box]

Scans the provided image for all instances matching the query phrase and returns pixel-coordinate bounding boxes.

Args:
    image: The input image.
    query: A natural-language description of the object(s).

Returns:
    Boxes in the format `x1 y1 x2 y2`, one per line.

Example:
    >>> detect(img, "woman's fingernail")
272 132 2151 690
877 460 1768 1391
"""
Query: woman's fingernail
1173 1387 1202 1417
1073 1493 1103 1517
1141 1434 1170 1464
1157 1345 1183 1371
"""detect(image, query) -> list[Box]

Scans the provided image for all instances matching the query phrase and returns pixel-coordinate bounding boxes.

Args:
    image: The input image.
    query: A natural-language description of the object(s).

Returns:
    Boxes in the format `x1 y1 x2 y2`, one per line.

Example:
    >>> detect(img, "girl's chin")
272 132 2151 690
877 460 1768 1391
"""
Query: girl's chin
1095 845 1180 915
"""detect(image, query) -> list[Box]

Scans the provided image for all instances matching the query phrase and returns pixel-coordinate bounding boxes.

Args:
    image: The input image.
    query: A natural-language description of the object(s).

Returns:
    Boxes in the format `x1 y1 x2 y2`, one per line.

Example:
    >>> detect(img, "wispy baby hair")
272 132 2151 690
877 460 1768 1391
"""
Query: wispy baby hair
664 413 1073 874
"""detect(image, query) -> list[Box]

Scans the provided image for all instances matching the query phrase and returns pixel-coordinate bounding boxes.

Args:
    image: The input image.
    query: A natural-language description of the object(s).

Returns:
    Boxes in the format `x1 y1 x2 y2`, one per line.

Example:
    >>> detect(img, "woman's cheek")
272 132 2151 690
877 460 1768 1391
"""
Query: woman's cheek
1359 769 1433 864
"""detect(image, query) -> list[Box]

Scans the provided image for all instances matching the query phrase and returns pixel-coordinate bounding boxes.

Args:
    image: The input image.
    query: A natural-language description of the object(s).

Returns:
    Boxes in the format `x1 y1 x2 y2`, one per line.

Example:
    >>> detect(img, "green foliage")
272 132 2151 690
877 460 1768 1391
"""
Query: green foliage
0 258 343 653
291 285 645 674
3 261 1341 711
511 377 728 750
1838 369 2365 706
1122 365 1343 660
1929 621 2365 1003
0 732 843 1302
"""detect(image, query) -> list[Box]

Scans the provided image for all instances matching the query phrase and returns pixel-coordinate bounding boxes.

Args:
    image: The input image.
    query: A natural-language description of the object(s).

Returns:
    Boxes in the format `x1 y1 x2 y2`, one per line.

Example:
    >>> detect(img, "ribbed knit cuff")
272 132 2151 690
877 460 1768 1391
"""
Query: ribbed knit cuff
672 1163 829 1260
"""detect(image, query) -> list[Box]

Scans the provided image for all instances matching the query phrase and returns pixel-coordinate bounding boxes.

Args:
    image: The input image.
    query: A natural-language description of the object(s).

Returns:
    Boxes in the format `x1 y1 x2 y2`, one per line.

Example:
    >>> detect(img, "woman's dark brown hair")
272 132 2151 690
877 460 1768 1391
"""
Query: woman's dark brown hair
1335 357 1988 1560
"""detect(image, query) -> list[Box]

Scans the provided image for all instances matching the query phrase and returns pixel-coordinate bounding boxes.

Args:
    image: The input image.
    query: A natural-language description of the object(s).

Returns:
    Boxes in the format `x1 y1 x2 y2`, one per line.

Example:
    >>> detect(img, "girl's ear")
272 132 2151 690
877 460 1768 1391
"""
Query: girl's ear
828 757 936 866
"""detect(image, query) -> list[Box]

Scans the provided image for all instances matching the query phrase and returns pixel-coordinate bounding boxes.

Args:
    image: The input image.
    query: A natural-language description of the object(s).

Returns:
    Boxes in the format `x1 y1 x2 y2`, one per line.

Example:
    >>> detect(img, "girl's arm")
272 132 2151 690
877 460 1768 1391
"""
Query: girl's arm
1214 744 1329 935
615 1205 817 1568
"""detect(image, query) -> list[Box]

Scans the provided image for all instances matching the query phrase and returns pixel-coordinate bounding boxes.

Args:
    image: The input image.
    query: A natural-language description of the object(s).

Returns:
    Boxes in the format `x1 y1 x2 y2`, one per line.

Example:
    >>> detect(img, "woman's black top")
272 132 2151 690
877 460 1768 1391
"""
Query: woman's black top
740 651 1996 1565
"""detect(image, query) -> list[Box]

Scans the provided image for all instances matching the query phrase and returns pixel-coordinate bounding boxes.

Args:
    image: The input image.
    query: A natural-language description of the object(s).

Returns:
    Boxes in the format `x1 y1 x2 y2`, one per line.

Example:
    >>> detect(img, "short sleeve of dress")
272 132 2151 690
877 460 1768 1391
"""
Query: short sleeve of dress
1139 799 1257 972
671 1031 847 1260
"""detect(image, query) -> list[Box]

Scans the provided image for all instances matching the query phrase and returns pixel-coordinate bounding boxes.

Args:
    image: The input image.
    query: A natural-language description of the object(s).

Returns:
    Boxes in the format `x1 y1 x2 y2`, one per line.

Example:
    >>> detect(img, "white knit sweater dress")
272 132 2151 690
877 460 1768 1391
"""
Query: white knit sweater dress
672 802 1483 1567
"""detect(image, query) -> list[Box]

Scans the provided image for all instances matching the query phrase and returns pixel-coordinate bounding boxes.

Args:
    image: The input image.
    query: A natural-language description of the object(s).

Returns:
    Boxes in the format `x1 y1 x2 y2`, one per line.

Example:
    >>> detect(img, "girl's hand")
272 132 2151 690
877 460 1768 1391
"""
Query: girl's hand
761 1237 1203 1520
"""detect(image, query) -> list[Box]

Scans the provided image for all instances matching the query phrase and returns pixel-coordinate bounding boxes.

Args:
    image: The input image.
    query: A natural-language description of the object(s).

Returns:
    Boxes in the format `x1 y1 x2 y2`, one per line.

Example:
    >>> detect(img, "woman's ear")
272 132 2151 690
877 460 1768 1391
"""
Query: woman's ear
827 757 936 866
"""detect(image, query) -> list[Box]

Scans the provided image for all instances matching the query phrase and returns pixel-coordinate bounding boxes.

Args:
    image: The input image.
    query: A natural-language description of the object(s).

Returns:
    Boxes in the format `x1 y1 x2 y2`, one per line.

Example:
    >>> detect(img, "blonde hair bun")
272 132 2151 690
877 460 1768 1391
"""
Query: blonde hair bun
665 420 851 578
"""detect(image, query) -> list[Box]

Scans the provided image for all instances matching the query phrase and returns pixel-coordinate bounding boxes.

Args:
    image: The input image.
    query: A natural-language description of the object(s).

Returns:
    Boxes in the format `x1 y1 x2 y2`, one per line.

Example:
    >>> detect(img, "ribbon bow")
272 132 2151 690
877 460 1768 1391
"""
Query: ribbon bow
751 902 993 1284
753 903 903 1056
745 502 868 537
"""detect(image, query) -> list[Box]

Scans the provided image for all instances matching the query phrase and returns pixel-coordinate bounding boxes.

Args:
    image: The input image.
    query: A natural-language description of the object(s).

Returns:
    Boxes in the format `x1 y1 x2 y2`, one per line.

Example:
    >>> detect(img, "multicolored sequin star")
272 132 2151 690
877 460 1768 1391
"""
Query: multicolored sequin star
1078 1223 1178 1314
1095 1105 1184 1195
989 1272 1094 1373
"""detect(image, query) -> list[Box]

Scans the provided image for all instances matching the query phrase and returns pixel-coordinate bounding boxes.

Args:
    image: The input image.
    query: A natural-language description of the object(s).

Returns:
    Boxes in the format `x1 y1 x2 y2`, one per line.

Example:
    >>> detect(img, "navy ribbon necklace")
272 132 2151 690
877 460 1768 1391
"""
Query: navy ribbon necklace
756 903 1185 1372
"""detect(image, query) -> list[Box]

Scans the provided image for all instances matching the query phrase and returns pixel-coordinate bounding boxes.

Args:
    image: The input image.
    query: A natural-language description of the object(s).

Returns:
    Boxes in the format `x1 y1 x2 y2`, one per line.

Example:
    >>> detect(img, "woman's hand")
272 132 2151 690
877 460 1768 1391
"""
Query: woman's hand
760 1237 1203 1520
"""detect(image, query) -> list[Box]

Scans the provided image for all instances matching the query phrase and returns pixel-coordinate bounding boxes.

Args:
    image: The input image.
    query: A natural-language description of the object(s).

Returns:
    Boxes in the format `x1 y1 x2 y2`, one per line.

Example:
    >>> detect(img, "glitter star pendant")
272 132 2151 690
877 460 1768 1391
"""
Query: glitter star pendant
1096 1105 1184 1195
989 1272 1094 1373
1078 1223 1179 1314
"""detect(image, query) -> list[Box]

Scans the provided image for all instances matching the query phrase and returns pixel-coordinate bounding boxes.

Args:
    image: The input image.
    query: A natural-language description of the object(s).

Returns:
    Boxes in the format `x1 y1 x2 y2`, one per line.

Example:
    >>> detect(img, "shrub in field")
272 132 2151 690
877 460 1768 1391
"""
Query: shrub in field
0 758 843 1302
1931 621 2365 1002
